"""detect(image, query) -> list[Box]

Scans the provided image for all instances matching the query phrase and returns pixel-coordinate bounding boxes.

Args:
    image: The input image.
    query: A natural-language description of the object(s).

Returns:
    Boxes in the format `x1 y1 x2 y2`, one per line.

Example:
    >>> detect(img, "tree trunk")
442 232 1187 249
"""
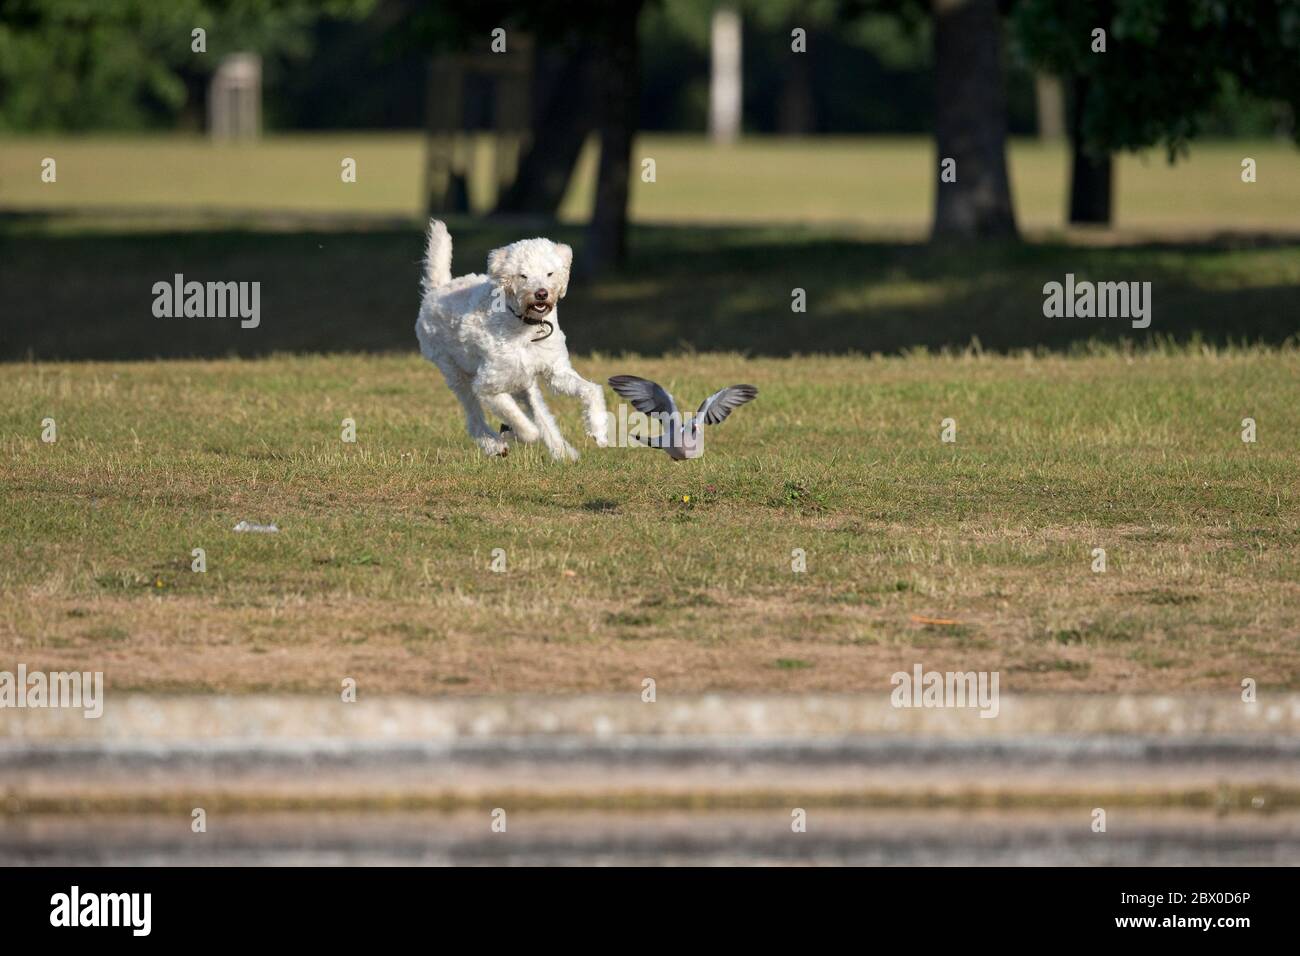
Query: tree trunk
777 30 815 135
583 1 643 275
930 0 1018 240
1067 74 1113 224
494 36 597 217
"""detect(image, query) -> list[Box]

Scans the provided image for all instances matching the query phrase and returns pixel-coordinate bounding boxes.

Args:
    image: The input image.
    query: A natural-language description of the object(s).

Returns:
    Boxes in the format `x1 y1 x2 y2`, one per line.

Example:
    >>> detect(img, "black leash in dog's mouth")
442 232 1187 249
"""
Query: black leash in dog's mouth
509 306 554 342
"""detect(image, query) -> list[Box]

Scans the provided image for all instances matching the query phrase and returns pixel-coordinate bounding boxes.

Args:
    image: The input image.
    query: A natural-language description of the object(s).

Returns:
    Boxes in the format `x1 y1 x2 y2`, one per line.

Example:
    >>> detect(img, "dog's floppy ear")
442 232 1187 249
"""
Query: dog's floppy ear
554 243 573 297
486 246 508 278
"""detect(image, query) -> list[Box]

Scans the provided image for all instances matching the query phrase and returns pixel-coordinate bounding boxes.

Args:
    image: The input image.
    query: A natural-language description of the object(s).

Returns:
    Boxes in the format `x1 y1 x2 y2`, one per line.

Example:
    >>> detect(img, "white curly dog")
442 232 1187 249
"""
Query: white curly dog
415 220 609 460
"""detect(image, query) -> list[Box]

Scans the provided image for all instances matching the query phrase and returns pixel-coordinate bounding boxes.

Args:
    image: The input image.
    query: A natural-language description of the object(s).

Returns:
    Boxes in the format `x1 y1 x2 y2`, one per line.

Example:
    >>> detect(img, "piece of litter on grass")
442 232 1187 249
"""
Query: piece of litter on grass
562 569 577 578
910 614 962 626
233 521 279 533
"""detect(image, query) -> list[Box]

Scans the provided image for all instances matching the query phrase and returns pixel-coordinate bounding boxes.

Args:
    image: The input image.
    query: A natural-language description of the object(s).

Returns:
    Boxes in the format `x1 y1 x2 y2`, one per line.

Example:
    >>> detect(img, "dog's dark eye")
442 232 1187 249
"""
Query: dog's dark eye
547 272 553 277
518 274 526 279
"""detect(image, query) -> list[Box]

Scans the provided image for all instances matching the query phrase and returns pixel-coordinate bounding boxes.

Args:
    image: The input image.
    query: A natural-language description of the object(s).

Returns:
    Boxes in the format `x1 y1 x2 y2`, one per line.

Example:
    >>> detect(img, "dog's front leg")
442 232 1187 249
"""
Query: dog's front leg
546 358 609 447
524 384 579 461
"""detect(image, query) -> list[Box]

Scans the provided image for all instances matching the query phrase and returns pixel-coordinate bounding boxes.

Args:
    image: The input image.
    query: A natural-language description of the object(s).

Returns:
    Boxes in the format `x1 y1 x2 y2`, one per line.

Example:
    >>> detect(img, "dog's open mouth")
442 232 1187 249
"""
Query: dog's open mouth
525 301 553 318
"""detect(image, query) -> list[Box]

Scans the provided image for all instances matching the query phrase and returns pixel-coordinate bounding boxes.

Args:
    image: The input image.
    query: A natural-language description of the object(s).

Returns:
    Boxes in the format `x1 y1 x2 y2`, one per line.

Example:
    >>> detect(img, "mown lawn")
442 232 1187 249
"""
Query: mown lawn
2 347 1297 694
1 133 1298 233
2 133 1297 696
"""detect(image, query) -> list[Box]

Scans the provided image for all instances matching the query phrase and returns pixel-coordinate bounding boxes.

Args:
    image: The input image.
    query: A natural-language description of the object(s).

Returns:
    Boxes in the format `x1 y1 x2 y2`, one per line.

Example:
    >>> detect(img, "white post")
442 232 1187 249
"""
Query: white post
1034 73 1064 140
709 6 742 144
208 54 262 141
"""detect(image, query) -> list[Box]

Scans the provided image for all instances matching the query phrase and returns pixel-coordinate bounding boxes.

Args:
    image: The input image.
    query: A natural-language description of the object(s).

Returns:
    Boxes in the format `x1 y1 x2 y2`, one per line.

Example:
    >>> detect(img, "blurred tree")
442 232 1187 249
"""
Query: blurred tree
493 31 599 216
744 0 848 135
1014 0 1300 225
584 0 646 274
411 1 645 271
638 2 710 130
272 1 427 131
843 0 1017 239
930 0 1017 237
403 1 599 217
0 0 372 132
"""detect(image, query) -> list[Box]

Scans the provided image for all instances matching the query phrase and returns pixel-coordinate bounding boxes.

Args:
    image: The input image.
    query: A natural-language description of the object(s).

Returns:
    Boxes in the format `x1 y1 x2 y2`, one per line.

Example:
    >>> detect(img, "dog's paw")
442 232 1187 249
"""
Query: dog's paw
588 430 610 448
550 443 580 462
477 435 509 457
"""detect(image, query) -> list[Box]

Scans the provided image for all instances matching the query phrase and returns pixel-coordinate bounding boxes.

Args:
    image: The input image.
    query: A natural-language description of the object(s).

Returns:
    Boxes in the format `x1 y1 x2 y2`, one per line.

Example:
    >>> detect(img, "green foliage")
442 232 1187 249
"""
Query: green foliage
1013 0 1300 157
0 0 373 131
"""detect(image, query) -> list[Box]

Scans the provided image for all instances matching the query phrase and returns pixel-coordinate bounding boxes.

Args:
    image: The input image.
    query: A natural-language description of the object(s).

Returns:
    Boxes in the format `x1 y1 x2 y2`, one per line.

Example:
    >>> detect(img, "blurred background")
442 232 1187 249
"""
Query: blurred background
1 0 1297 360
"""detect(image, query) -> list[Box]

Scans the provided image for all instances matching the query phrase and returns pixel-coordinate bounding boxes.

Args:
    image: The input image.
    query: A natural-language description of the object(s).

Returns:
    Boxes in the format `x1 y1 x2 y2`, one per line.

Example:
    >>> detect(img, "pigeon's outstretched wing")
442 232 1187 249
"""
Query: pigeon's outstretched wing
696 384 758 425
608 375 677 416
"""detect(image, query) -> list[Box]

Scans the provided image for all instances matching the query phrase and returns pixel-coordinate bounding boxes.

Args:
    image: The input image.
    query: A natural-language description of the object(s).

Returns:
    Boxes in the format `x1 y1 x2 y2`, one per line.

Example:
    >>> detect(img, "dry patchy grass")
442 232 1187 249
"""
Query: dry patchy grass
1 348 1298 694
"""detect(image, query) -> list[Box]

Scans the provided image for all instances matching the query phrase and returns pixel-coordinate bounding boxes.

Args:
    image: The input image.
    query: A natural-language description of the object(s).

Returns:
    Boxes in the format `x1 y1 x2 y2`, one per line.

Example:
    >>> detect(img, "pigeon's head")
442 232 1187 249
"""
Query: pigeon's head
486 237 572 329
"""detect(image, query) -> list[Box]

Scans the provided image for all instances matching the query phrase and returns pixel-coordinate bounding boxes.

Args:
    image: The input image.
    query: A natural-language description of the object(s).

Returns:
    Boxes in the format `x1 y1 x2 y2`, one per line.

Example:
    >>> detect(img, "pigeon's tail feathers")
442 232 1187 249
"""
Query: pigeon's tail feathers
697 384 759 425
608 375 677 416
423 219 453 292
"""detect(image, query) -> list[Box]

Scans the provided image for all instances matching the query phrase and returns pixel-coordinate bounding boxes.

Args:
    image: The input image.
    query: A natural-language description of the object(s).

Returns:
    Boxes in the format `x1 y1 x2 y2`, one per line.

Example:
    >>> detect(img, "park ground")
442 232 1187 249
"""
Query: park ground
2 348 1298 694
0 135 1297 695
2 133 1299 234
2 136 1299 360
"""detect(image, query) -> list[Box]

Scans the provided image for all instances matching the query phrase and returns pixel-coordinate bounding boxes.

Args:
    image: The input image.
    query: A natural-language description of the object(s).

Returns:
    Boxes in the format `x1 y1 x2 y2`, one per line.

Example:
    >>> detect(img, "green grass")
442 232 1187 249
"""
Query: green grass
1 132 1297 695
2 347 1297 694
4 133 1295 361
2 133 1298 233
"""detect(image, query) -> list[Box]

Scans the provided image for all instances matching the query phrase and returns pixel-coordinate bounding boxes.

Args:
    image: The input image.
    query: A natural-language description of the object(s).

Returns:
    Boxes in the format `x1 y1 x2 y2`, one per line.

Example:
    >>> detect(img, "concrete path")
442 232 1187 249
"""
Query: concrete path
3 694 1296 815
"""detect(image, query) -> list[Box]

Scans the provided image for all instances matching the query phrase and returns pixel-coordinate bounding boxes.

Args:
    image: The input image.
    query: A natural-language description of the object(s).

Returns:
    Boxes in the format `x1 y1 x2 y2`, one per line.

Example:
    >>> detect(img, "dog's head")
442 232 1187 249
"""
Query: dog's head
486 237 573 324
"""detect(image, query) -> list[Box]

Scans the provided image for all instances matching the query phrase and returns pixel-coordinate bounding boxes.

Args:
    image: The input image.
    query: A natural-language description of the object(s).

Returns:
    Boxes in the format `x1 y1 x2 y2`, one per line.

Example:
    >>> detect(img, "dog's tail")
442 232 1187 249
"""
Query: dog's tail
423 219 453 292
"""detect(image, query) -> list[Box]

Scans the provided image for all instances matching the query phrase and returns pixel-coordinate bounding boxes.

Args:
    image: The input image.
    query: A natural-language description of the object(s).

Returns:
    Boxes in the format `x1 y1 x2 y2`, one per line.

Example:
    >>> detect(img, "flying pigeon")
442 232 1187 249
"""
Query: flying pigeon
608 375 758 460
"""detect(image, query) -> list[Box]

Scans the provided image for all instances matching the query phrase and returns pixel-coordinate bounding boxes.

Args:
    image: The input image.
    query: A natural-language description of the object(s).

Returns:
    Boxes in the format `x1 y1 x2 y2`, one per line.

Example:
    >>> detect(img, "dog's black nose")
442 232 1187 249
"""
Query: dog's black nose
534 289 548 301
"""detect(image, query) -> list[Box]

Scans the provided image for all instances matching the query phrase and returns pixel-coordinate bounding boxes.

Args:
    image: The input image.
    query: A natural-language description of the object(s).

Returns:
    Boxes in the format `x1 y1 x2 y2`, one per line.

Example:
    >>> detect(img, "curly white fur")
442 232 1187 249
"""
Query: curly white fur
415 220 609 459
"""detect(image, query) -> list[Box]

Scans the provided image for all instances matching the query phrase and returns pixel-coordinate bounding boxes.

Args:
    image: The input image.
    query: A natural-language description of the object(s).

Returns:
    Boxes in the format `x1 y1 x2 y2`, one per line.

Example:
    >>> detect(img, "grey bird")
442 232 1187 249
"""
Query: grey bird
608 375 758 460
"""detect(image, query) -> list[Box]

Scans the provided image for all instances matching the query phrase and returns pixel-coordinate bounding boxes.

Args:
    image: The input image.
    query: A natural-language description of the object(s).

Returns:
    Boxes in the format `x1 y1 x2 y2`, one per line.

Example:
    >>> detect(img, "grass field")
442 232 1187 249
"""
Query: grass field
2 133 1297 697
3 136 1298 361
3 347 1297 695
2 133 1299 233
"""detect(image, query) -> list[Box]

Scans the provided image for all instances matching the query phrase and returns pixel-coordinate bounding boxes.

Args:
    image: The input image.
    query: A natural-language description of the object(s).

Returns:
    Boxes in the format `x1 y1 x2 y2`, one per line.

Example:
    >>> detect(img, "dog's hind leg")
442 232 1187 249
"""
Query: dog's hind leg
502 390 541 446
439 363 507 456
481 392 543 446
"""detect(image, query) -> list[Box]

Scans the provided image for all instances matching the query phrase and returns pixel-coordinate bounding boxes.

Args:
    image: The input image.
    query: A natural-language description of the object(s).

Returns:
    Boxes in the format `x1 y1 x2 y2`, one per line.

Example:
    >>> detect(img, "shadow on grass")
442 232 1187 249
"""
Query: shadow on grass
2 215 1296 360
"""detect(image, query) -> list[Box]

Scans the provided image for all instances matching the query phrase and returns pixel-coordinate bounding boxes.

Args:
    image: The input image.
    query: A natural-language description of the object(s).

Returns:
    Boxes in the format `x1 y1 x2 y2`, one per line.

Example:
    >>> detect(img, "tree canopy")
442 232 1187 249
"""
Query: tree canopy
1014 0 1300 159
0 0 372 131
